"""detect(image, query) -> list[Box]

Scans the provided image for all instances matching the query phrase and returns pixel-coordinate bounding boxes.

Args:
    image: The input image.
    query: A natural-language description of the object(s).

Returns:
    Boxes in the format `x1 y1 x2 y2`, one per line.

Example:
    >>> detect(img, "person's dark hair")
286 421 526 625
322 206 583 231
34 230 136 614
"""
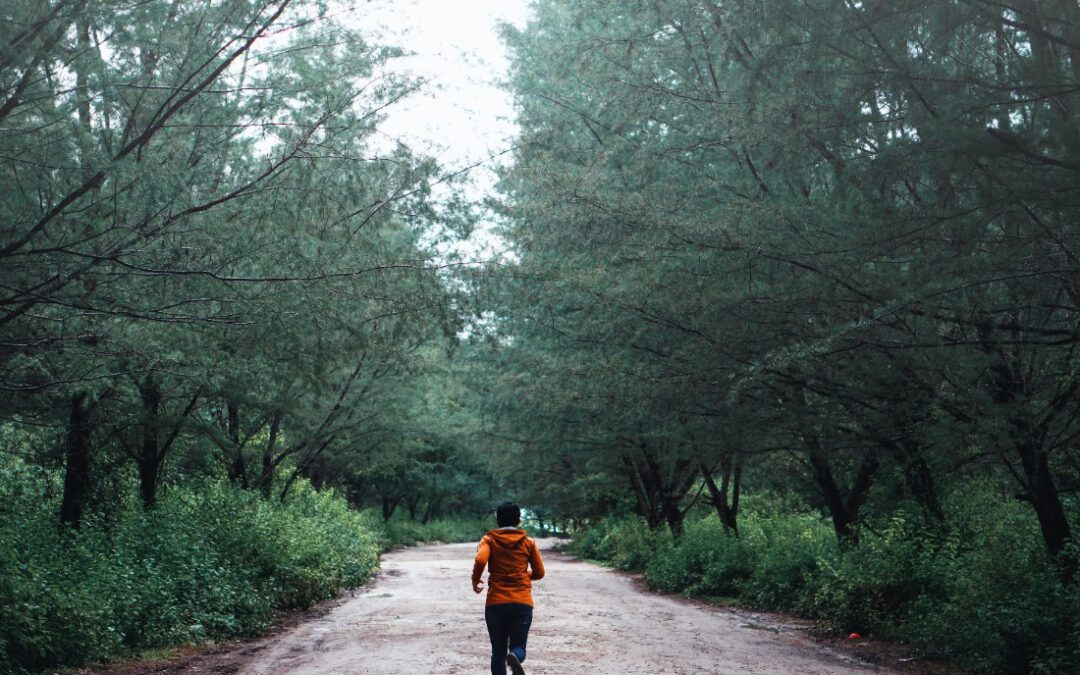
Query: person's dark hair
496 502 521 528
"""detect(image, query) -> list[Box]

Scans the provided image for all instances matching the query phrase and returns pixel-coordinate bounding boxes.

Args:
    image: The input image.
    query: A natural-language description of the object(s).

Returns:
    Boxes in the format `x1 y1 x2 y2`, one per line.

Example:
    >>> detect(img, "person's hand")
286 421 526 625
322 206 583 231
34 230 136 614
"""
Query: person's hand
473 581 484 594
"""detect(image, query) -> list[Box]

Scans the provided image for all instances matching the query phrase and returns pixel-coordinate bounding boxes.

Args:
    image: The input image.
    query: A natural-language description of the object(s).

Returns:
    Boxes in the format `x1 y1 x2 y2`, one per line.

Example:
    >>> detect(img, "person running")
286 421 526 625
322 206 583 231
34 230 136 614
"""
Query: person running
472 502 545 675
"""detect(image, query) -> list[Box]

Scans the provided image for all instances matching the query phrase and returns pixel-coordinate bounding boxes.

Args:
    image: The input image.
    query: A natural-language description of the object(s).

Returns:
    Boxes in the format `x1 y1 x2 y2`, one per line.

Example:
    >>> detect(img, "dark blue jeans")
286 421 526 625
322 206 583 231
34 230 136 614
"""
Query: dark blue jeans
484 603 533 675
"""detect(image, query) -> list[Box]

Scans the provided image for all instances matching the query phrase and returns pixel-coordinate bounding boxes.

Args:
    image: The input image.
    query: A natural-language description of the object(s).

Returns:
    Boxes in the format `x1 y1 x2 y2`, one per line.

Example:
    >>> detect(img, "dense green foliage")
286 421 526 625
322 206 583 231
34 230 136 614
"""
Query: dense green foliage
0 454 380 674
0 2 501 670
482 2 1080 671
572 490 1080 674
494 0 1080 554
0 0 491 529
379 512 492 549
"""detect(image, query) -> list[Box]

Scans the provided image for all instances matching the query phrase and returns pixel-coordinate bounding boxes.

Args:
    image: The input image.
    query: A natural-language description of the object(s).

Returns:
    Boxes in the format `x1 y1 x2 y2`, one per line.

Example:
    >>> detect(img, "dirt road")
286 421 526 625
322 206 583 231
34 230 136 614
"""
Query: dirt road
233 539 895 675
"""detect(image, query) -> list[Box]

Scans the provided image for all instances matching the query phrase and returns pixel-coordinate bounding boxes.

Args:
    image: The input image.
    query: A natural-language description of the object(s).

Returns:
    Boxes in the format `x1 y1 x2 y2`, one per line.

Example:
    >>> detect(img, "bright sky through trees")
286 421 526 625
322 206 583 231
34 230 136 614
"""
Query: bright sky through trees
352 0 530 260
363 0 530 184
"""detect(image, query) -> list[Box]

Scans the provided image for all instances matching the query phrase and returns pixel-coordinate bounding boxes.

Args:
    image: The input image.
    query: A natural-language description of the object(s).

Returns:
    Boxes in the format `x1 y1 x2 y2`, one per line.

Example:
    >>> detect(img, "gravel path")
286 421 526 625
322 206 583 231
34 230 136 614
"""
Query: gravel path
236 539 891 675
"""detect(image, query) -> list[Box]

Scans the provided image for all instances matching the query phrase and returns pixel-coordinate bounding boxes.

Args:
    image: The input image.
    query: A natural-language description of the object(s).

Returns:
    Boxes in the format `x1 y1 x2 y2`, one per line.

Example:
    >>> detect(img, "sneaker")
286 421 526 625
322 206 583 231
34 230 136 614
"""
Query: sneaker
506 651 525 675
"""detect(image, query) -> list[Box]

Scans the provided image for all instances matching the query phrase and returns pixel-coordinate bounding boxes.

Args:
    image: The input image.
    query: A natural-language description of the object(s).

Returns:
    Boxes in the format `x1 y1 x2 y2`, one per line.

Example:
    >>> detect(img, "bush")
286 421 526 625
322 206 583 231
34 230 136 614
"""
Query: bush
0 458 380 674
570 490 1080 675
739 509 835 613
569 515 669 571
807 513 949 635
893 496 1079 674
378 513 490 549
567 516 619 562
646 516 752 597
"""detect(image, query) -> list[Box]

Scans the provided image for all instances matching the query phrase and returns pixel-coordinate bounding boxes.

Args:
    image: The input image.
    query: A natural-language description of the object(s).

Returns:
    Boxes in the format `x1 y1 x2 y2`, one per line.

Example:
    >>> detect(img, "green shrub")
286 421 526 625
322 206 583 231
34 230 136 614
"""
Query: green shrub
646 516 752 597
608 517 669 570
0 458 380 674
807 513 949 635
378 513 490 549
569 490 1080 675
739 509 836 613
570 515 669 571
893 497 1078 674
567 516 620 561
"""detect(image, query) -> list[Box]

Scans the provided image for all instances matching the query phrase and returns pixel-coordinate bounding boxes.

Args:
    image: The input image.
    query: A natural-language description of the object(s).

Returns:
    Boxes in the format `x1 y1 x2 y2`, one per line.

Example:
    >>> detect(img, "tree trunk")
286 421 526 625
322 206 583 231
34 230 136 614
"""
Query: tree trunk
623 448 697 534
795 385 878 546
382 495 400 521
982 333 1075 579
59 393 92 529
130 380 200 510
662 494 686 536
226 401 247 487
256 413 281 499
421 495 441 524
1017 437 1074 579
878 435 945 525
623 454 663 529
807 444 879 546
700 455 741 535
899 446 944 524
138 377 162 509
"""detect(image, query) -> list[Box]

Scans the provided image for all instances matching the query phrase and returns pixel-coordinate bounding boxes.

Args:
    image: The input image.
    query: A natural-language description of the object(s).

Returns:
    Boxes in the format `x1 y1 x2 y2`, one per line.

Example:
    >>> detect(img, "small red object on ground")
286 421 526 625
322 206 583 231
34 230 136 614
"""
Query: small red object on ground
848 632 861 640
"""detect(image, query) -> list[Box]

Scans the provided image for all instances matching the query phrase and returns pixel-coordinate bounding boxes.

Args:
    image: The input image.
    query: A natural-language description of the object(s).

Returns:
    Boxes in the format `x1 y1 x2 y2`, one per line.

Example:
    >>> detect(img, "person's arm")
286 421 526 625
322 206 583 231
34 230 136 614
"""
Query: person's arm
529 539 545 580
472 536 490 593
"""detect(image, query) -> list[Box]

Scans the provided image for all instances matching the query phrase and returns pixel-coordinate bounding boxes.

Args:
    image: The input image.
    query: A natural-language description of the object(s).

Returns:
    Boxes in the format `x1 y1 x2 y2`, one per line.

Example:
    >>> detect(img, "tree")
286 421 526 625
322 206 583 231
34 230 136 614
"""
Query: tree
495 0 1080 570
1 0 470 523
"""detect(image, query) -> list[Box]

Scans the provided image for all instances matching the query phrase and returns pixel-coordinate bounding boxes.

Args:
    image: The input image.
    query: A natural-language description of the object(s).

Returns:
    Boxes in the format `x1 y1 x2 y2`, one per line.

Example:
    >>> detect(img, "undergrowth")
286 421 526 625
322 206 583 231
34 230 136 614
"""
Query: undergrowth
0 458 380 674
378 512 491 548
570 492 1080 675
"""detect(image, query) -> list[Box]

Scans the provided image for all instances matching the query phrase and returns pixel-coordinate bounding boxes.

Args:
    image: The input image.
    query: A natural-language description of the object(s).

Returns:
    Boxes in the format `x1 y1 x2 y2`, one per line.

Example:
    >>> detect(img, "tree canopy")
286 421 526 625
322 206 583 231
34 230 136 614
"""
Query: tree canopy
1 0 488 526
488 0 1080 568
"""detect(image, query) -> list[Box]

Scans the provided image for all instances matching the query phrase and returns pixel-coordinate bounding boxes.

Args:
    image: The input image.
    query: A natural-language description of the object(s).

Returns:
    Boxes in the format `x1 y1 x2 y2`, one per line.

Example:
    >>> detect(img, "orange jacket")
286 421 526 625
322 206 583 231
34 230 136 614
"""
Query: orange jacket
472 528 545 607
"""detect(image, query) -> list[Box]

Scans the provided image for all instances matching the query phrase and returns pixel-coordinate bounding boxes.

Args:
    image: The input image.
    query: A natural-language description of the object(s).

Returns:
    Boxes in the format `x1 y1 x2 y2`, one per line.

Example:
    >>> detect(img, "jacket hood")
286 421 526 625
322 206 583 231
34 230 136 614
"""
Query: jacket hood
487 528 528 548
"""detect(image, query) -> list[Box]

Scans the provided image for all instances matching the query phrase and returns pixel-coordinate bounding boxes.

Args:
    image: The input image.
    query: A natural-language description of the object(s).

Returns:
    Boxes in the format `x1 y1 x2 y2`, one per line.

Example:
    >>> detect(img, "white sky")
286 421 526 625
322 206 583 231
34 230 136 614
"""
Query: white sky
339 0 533 261
357 0 531 218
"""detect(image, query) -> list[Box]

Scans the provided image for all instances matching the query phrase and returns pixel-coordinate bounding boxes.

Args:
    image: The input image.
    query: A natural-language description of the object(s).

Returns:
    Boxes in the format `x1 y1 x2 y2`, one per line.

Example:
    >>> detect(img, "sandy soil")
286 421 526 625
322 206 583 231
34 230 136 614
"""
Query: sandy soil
79 539 964 675
237 539 895 675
